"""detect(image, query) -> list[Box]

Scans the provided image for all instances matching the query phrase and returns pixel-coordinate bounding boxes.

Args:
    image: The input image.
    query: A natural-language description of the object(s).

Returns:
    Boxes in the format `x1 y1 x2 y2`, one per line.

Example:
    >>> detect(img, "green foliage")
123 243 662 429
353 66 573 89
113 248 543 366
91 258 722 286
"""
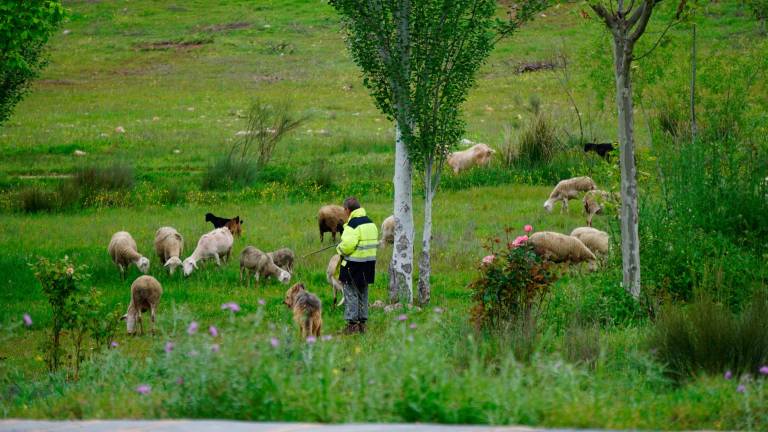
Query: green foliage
745 0 768 34
201 156 259 191
28 256 90 372
648 293 768 379
301 157 335 190
469 229 556 330
0 0 65 125
563 321 601 369
71 163 135 192
516 114 560 165
232 99 306 169
17 186 57 213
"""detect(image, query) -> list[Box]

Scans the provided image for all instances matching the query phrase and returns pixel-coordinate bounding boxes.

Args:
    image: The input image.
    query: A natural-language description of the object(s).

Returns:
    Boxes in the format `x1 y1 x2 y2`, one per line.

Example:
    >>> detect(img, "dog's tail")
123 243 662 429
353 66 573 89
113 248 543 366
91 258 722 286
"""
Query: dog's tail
301 294 322 333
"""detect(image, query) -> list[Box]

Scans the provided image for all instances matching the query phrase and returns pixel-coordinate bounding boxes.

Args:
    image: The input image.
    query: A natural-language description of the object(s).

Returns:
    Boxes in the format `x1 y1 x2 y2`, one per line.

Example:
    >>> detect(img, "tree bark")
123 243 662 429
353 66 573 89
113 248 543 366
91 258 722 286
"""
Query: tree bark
417 160 434 305
612 37 642 299
389 123 414 304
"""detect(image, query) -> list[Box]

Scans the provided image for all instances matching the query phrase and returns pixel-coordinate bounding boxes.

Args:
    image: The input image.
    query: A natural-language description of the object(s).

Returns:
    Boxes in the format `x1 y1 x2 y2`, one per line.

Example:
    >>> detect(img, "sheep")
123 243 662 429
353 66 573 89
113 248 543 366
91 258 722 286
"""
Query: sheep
543 176 597 213
326 254 345 307
154 227 184 275
108 231 150 280
317 204 346 243
267 247 295 273
447 143 495 174
121 275 162 335
240 246 291 287
528 231 596 269
570 227 610 256
182 227 234 277
380 215 395 246
583 190 619 226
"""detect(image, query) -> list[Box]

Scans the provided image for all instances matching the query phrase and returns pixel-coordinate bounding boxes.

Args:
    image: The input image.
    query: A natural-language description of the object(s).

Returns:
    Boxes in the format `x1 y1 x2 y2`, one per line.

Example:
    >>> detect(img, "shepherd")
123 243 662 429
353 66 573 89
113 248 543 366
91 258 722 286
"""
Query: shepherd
335 197 378 335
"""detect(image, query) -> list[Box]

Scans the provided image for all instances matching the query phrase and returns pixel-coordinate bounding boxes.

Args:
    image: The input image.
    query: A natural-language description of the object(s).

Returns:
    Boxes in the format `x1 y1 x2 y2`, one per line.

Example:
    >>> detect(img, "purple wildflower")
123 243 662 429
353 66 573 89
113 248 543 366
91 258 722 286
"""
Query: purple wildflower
187 321 199 335
759 365 768 375
220 302 241 313
322 335 333 341
306 336 317 344
409 323 417 329
110 341 119 348
164 341 174 354
22 313 32 327
211 343 220 353
270 337 280 348
135 384 151 395
258 298 266 306
737 384 746 393
433 307 444 314
209 325 218 337
176 376 184 385
724 370 733 380
397 314 407 321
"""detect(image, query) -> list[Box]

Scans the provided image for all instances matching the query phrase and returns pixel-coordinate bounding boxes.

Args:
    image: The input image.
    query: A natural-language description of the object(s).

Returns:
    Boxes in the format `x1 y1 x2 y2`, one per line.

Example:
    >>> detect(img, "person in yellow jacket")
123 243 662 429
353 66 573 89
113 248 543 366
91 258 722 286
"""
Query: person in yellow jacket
336 197 378 335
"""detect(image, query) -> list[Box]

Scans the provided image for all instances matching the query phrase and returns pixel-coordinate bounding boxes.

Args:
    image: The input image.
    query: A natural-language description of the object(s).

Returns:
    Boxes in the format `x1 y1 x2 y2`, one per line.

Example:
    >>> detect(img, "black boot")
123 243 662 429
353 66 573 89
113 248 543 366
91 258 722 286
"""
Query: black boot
342 321 358 335
358 322 366 334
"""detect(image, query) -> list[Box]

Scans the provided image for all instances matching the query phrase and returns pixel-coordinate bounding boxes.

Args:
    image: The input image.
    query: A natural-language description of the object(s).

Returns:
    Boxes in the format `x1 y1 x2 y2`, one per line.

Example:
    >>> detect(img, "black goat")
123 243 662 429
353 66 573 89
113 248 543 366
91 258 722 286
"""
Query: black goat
205 213 243 229
583 142 615 159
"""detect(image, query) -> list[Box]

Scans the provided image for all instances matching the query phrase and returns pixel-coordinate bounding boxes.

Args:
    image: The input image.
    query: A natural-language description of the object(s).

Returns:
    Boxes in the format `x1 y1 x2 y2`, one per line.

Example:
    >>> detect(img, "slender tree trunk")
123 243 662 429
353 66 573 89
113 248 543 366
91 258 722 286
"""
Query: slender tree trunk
389 123 414 304
690 23 697 142
612 37 641 299
417 160 434 305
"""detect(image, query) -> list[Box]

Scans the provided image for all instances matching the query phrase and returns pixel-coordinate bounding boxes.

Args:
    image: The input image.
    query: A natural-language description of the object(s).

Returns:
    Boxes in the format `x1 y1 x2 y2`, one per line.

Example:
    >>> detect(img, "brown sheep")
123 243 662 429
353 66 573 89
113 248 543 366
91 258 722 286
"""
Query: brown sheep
317 205 346 243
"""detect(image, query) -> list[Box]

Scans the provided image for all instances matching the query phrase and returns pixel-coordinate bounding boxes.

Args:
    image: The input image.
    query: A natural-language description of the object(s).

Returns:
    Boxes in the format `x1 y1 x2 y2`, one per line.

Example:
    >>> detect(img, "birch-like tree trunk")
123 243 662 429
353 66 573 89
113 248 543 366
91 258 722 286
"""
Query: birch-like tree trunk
611 37 641 299
417 159 436 305
389 123 414 304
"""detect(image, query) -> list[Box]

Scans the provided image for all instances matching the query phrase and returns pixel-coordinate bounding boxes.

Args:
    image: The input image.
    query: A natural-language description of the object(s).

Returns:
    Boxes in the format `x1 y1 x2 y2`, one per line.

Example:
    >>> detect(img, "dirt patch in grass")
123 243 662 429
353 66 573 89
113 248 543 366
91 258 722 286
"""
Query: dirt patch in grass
135 37 213 51
200 22 251 33
513 59 562 74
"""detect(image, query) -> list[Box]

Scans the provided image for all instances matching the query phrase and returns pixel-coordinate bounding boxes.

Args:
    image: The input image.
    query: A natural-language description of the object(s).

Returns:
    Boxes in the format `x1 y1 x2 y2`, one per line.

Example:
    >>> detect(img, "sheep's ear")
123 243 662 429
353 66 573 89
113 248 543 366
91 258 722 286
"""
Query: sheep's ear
164 260 171 268
193 261 199 269
120 314 127 321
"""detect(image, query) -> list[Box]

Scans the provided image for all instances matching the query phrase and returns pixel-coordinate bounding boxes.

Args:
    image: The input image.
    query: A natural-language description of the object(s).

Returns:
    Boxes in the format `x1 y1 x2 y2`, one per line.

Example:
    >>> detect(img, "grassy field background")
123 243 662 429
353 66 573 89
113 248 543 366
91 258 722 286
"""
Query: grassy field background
1 0 767 428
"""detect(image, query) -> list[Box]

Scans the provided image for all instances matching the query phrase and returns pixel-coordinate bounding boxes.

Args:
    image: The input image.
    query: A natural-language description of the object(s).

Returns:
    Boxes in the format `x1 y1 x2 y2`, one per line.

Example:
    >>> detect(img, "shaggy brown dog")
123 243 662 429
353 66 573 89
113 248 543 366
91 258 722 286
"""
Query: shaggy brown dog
284 283 322 338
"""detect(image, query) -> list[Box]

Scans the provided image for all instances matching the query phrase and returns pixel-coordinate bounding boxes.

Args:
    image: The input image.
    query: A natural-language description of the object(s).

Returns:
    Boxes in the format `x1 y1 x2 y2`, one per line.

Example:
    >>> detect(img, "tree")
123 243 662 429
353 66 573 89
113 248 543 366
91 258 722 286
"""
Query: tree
746 0 768 35
331 0 546 304
0 0 65 126
588 0 686 298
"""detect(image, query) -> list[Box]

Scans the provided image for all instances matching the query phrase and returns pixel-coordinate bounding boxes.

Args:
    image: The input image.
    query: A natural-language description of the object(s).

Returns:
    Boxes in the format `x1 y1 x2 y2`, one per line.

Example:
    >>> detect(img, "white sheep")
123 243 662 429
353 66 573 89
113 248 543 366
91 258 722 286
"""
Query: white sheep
529 231 596 269
570 227 610 256
583 190 619 226
267 247 295 273
326 254 345 307
121 275 162 335
543 176 597 213
182 227 234 277
154 227 184 275
447 143 495 174
317 204 346 243
108 231 150 280
240 246 291 287
380 215 395 246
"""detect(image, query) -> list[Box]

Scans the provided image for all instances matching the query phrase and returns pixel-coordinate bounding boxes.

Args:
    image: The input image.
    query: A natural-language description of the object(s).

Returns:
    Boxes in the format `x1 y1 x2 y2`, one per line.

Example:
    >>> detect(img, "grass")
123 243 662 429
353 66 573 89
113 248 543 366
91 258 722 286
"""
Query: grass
1 0 767 428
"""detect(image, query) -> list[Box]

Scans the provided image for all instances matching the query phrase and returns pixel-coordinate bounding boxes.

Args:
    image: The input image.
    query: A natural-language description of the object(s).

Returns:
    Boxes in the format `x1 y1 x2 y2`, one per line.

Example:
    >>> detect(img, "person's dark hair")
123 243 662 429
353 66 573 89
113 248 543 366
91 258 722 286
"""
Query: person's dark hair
343 196 361 211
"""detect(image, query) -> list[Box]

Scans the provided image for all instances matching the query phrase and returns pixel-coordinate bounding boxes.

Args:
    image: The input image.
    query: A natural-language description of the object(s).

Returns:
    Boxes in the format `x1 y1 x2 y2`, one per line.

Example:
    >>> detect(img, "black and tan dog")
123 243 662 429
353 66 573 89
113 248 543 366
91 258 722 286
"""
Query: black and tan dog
284 283 322 338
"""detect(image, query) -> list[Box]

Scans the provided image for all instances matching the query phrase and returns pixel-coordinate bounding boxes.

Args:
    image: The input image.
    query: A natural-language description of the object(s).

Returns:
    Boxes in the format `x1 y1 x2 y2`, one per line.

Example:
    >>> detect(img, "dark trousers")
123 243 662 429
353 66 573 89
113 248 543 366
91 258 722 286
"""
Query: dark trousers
343 281 368 323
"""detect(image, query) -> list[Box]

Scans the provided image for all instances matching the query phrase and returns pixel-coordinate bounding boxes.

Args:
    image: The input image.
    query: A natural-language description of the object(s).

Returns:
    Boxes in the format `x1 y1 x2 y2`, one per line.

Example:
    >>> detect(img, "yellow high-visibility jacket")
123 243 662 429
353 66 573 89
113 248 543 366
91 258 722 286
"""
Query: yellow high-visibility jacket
336 208 378 286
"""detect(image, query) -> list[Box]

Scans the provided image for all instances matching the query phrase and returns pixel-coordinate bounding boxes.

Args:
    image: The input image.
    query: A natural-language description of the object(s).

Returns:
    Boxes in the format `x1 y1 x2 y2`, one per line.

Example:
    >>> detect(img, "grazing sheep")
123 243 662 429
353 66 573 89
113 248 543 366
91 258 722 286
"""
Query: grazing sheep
583 142 615 159
380 215 395 246
121 275 162 335
182 227 234 277
108 231 150 280
240 246 291 287
583 190 619 226
326 254 345 307
317 205 346 243
529 231 596 269
570 227 610 256
447 143 496 174
543 176 597 213
267 247 295 273
154 227 184 275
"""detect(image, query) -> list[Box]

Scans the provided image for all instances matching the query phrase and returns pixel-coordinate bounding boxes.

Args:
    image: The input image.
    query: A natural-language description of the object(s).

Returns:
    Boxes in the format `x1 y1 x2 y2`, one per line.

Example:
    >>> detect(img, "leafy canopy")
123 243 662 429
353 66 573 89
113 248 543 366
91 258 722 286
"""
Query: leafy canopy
0 0 65 126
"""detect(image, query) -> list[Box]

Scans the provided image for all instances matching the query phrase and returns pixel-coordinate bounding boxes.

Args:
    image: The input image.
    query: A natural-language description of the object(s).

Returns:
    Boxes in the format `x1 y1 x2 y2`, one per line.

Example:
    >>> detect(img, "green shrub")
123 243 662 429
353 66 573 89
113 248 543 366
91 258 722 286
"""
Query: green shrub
648 293 768 379
302 158 335 189
72 163 134 191
17 186 57 213
563 321 601 368
469 228 556 330
201 157 259 190
517 114 559 165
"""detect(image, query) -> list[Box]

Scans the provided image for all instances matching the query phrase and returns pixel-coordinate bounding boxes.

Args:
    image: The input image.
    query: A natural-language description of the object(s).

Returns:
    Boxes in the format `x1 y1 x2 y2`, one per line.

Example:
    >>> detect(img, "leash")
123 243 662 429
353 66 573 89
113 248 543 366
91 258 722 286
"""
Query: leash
301 243 339 259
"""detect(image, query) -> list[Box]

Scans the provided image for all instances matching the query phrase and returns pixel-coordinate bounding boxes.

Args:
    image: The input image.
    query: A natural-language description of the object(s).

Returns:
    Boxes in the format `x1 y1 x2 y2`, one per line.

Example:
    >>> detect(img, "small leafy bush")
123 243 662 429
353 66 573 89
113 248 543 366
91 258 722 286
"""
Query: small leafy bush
469 228 556 330
648 293 768 379
17 186 57 213
201 157 259 190
302 158 335 189
72 163 134 191
517 114 559 165
563 321 601 369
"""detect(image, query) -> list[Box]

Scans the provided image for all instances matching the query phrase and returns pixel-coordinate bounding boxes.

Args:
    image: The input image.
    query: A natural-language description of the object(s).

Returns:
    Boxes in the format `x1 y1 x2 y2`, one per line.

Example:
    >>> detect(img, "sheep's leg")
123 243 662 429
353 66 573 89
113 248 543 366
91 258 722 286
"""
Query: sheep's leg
138 311 144 336
561 199 568 214
331 231 336 243
320 230 324 243
213 254 221 267
119 264 125 280
150 306 156 335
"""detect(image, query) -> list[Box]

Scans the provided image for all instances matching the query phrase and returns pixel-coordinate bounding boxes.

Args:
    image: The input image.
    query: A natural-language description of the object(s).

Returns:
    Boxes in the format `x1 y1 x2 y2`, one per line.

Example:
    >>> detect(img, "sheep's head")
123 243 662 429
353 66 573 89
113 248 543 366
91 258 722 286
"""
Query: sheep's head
121 310 137 334
543 199 554 213
136 257 150 274
182 257 197 277
164 256 183 274
278 269 291 284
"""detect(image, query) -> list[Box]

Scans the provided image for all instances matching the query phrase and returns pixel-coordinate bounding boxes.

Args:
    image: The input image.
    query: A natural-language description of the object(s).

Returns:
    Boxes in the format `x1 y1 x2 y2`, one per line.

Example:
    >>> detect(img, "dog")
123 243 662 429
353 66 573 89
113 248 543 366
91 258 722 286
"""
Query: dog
284 283 322 339
583 142 615 159
205 213 243 237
